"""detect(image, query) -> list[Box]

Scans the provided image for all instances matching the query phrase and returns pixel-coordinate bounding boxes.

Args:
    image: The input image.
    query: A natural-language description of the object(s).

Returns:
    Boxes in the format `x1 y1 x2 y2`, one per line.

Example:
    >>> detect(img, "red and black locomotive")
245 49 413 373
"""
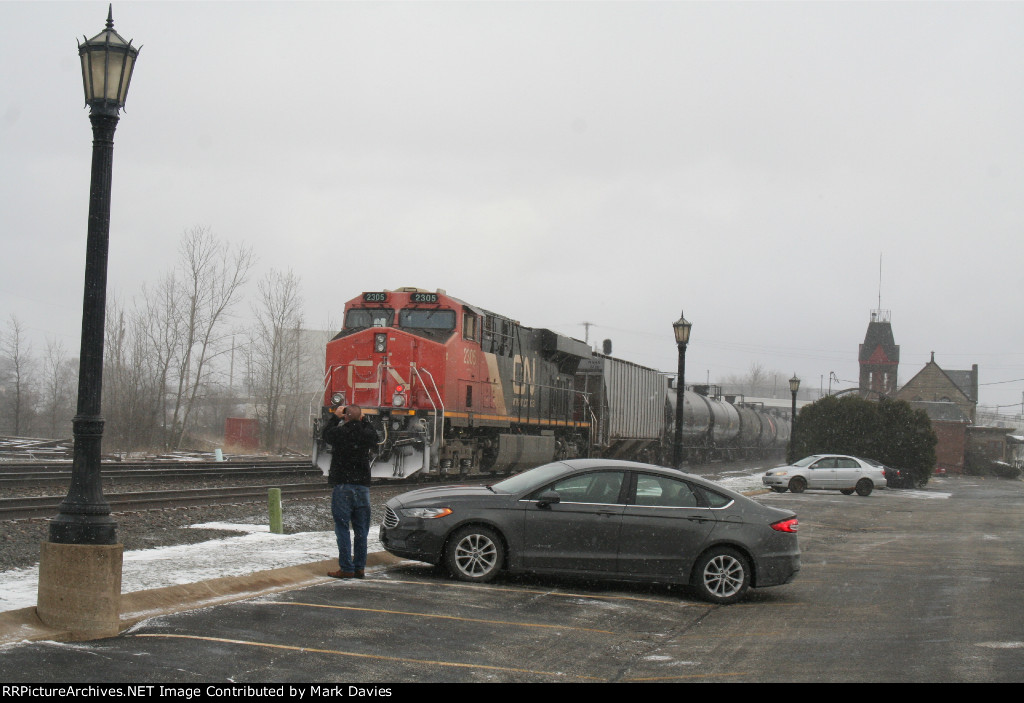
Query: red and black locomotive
314 288 597 479
313 287 789 479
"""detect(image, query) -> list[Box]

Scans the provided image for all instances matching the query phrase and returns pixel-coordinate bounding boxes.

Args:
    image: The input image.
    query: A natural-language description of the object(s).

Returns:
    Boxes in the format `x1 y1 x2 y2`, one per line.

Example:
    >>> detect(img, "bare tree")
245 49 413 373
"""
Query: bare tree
168 226 255 449
138 271 185 444
246 269 305 451
721 362 788 399
40 336 77 438
1 315 37 436
102 298 166 451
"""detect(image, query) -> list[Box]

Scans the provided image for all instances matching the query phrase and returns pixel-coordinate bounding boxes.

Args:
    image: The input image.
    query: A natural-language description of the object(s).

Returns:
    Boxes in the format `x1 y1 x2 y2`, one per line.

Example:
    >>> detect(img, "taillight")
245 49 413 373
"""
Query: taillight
771 517 799 533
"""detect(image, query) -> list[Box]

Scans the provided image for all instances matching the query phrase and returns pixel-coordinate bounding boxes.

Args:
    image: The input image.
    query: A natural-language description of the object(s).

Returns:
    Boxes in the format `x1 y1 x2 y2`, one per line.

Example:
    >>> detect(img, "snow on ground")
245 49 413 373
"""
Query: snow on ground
0 524 381 614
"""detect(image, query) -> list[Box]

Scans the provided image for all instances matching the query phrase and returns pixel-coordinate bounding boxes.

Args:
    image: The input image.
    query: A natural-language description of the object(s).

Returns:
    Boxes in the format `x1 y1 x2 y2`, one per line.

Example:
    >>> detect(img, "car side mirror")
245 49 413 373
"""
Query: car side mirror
536 490 561 508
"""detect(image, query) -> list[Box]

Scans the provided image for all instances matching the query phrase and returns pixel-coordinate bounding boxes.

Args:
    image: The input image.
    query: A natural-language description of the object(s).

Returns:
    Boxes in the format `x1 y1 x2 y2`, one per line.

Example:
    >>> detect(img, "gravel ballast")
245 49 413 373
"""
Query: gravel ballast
1 482 411 573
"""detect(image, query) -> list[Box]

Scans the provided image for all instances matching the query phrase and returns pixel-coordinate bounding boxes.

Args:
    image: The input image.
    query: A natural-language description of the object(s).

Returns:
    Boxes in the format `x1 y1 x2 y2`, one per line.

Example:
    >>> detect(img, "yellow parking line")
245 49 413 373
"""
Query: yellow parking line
133 634 604 681
376 578 711 607
278 601 616 634
674 631 785 639
624 672 749 681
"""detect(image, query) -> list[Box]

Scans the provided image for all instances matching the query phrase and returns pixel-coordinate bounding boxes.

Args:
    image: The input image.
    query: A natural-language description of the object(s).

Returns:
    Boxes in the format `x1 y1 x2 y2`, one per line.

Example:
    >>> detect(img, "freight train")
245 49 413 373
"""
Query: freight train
312 288 790 479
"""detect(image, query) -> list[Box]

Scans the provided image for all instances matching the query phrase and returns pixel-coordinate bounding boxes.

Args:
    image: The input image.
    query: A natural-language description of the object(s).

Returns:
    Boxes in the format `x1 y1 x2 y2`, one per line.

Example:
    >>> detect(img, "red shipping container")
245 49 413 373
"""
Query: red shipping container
224 418 260 450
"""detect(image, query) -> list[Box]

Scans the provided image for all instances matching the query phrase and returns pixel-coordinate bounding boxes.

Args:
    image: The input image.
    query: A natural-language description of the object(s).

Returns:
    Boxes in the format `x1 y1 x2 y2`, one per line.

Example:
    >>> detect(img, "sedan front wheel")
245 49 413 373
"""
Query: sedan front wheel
445 525 504 583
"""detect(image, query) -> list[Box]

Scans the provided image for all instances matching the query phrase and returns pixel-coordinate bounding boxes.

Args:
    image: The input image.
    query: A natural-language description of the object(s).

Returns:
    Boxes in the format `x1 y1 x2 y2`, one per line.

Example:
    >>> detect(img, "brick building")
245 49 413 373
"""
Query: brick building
895 353 978 423
894 353 978 474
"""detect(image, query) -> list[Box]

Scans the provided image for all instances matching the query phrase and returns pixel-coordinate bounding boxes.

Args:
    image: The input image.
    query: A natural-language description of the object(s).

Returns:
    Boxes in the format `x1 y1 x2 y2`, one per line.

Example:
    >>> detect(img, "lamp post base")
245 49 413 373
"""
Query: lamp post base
37 541 123 640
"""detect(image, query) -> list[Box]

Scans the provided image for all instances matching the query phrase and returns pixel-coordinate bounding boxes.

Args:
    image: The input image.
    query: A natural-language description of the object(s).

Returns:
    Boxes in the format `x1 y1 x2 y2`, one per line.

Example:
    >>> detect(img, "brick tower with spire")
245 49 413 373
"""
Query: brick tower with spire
859 309 900 398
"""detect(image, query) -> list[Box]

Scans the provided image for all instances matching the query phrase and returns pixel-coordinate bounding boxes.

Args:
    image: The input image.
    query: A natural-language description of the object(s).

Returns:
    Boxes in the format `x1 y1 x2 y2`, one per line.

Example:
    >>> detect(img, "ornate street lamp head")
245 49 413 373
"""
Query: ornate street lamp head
78 5 140 114
789 374 801 394
672 311 692 345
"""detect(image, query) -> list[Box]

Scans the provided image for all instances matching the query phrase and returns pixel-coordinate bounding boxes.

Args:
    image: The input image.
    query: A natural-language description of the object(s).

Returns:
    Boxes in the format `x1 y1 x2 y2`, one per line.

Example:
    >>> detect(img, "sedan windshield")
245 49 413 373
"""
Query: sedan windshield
490 462 568 494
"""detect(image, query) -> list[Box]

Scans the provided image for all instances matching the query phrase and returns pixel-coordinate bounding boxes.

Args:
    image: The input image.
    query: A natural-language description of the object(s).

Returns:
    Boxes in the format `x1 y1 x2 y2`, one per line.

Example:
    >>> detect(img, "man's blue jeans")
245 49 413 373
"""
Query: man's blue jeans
331 484 371 572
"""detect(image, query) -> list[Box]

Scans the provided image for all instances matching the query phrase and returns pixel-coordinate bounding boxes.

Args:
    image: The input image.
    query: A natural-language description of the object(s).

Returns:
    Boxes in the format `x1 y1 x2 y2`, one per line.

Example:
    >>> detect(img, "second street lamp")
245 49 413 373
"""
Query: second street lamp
672 312 692 468
788 374 800 463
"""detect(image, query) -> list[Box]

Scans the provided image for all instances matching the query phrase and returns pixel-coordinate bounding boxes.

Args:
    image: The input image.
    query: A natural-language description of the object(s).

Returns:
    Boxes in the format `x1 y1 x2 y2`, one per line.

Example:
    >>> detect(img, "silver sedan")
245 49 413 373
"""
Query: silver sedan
762 454 887 496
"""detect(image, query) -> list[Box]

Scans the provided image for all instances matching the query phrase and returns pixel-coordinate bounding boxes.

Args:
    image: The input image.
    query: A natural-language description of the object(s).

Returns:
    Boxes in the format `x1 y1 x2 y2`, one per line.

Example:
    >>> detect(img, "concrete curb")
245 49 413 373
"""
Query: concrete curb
0 551 407 647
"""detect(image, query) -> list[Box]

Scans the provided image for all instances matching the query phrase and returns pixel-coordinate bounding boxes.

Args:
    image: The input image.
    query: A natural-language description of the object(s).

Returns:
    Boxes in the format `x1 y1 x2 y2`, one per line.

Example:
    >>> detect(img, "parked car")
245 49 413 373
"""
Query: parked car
762 454 886 496
866 458 916 488
380 458 800 604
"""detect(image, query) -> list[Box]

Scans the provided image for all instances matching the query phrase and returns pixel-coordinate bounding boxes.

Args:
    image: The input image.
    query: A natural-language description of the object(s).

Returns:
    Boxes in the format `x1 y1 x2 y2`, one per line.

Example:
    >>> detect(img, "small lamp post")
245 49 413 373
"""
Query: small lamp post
672 312 692 468
788 374 800 463
37 6 140 640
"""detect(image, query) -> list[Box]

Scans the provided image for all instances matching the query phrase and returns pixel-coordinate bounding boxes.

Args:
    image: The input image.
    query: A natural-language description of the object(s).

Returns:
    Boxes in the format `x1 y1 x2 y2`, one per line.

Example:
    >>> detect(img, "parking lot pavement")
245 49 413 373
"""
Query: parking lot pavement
2 476 1023 683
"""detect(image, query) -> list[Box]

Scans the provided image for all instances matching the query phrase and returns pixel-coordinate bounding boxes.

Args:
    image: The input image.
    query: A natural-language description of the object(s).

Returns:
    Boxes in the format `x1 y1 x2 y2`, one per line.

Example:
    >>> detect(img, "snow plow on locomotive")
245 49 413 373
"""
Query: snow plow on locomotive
312 288 790 479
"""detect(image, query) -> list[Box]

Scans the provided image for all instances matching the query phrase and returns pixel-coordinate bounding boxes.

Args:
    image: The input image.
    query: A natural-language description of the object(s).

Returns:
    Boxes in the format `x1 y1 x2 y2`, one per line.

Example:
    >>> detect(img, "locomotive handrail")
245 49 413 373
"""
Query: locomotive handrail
375 360 386 408
411 365 445 450
310 367 335 429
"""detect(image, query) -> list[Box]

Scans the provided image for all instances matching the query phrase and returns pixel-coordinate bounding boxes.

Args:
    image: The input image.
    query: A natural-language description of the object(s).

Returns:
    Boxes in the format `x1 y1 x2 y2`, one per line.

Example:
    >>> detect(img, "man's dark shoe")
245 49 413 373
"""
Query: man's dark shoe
354 570 365 579
328 569 355 579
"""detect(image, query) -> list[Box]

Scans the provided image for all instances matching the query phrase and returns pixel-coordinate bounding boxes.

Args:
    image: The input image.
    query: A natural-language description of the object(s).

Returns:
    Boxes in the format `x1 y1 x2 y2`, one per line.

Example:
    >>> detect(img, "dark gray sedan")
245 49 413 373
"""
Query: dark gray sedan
380 459 800 604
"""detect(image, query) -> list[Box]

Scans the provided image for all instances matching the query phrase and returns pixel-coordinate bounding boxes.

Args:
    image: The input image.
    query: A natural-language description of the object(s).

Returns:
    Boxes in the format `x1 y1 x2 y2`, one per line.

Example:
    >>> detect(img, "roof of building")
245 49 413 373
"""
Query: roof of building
859 319 900 365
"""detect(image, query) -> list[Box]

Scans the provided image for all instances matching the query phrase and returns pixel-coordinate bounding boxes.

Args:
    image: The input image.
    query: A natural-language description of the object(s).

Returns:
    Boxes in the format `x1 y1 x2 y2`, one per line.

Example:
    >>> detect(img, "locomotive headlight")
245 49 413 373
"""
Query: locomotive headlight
374 333 387 353
392 385 407 407
401 507 452 519
331 392 346 406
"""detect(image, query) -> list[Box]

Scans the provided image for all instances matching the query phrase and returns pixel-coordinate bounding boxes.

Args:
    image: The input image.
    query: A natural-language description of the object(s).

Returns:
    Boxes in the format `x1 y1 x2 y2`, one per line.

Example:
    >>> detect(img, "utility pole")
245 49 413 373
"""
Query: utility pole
581 322 594 346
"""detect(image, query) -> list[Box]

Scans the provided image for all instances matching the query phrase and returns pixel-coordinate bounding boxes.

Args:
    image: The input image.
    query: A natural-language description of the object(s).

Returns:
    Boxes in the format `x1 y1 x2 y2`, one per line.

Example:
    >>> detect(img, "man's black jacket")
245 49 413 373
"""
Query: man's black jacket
322 415 379 486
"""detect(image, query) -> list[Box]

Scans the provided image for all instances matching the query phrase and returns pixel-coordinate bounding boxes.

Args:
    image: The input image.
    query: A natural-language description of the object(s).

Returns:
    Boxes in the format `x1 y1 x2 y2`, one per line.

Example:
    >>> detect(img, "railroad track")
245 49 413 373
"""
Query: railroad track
0 483 331 521
0 459 321 488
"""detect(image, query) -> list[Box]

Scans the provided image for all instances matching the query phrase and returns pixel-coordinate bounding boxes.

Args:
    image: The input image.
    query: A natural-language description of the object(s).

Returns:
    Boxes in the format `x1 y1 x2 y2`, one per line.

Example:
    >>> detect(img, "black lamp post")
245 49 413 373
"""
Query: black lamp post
672 312 692 468
48 6 140 545
788 374 800 464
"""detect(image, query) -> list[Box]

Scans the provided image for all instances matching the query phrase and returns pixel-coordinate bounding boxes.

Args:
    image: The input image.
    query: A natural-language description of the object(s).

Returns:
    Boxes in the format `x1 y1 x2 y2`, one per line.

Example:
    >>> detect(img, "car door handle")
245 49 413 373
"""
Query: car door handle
596 510 618 518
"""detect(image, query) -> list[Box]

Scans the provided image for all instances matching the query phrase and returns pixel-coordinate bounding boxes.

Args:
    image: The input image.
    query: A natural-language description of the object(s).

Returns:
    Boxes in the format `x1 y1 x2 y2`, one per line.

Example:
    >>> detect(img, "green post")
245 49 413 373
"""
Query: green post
268 488 283 534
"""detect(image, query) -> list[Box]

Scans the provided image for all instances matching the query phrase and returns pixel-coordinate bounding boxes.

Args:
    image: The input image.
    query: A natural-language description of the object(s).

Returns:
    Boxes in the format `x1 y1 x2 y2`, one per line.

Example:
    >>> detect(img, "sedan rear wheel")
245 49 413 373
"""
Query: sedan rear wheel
445 525 504 583
692 547 750 605
856 479 873 497
788 476 806 494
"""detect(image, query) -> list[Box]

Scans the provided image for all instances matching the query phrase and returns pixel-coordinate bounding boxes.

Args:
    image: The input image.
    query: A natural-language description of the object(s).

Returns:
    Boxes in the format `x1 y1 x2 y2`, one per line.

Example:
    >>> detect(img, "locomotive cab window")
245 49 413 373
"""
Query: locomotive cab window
399 308 456 330
345 308 394 330
463 312 479 342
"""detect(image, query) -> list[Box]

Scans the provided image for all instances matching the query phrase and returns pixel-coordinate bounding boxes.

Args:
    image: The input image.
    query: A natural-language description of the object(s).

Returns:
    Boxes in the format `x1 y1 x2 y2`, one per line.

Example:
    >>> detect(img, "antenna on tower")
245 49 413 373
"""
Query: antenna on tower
870 253 891 324
878 252 883 311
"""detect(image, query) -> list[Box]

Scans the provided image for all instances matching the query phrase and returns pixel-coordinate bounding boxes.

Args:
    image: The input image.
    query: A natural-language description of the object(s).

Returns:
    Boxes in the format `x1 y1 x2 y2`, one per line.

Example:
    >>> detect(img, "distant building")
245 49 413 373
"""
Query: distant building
858 310 900 398
965 425 1017 475
895 352 978 423
895 353 979 474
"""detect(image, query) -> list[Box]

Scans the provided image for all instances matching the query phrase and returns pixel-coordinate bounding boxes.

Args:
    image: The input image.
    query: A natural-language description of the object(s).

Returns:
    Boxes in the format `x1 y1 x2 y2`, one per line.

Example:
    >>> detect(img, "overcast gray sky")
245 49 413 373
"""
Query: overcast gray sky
2 1 1022 411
